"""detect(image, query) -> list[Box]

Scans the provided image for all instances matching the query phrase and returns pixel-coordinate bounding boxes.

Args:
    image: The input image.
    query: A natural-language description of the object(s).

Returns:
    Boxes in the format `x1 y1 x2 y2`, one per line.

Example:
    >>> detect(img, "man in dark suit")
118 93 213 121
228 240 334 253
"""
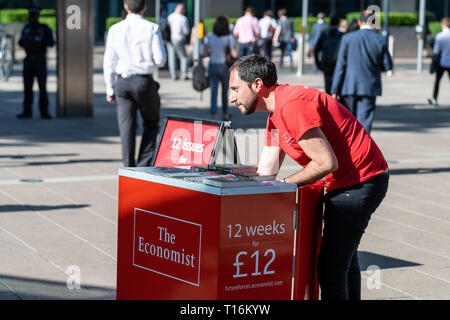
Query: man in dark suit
331 11 393 134
314 16 343 94
17 7 54 119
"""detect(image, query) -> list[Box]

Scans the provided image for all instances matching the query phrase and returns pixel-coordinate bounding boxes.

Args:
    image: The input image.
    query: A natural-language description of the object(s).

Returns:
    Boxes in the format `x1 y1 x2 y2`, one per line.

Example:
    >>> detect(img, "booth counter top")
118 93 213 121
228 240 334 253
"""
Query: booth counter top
118 168 298 196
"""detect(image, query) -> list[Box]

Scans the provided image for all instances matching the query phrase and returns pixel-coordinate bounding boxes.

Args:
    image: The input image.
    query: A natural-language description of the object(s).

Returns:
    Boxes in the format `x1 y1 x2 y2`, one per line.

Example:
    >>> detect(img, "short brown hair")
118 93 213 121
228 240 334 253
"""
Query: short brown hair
278 9 287 17
442 17 450 28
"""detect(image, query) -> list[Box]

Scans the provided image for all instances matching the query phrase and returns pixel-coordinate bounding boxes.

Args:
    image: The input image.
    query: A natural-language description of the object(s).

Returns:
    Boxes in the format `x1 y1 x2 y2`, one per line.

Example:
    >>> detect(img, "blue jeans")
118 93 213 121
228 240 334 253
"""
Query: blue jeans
318 171 389 300
208 63 229 115
238 42 254 58
280 41 293 68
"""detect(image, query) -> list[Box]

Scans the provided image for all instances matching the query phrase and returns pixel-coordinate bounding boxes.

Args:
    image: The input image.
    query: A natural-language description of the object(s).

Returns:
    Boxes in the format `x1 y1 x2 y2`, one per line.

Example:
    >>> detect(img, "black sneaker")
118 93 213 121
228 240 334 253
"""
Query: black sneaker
41 114 52 120
17 113 32 119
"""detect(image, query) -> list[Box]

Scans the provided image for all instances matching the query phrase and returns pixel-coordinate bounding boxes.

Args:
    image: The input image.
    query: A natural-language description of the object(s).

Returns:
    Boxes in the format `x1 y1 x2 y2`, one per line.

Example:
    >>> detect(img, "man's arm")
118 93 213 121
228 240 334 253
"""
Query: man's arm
152 26 167 67
44 26 54 48
103 28 118 103
381 39 393 72
314 33 325 71
283 127 338 186
257 146 286 176
233 19 240 38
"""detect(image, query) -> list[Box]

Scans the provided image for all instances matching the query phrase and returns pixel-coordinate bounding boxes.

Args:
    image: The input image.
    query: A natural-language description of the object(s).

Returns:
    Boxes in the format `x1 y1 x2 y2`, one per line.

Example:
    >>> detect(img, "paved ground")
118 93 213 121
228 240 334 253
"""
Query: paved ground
0 46 449 300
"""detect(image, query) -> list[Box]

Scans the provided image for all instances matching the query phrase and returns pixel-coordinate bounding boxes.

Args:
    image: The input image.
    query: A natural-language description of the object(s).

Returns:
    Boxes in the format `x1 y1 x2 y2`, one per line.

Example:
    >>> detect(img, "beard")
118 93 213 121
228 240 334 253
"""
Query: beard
238 92 258 116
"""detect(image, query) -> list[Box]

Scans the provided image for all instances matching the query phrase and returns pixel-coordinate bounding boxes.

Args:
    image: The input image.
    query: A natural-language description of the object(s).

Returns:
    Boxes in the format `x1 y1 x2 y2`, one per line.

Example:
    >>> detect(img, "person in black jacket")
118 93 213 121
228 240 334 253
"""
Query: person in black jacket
314 16 342 95
17 7 54 119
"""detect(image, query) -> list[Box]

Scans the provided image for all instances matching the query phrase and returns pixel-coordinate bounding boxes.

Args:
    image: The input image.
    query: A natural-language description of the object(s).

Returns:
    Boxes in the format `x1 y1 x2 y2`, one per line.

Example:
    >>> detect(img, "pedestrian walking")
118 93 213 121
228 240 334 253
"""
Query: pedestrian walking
258 10 277 60
273 9 295 70
233 7 260 58
331 11 393 134
17 7 54 119
204 16 238 121
228 54 389 300
314 16 343 94
167 3 190 80
428 17 450 106
103 0 167 167
308 13 328 71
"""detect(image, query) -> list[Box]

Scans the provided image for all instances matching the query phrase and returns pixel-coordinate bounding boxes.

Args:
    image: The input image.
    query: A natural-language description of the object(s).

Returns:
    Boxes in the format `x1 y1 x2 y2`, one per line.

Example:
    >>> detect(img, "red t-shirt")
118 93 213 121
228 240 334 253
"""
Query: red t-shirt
266 85 388 192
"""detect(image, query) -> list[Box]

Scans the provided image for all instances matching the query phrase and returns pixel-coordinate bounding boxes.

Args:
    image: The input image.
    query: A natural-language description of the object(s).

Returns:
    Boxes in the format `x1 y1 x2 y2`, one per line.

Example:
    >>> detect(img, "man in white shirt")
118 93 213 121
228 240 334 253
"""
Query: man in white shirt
103 0 167 167
167 3 190 80
258 10 277 60
429 17 450 106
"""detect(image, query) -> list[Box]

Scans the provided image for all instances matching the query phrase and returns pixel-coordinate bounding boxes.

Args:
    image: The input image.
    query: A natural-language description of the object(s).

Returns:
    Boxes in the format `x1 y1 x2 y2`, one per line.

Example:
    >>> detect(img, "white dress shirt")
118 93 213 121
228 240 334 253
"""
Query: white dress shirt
259 16 277 39
167 12 189 42
103 14 167 97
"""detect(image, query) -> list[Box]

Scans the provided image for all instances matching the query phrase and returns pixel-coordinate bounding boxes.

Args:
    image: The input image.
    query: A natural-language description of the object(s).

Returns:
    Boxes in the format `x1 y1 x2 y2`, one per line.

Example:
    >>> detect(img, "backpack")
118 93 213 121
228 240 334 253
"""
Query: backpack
321 30 342 69
161 19 171 42
192 63 209 92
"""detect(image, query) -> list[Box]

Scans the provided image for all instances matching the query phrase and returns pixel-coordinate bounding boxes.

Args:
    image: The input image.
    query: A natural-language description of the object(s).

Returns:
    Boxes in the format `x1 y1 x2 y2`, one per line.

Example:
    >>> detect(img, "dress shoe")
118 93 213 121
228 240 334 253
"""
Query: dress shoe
17 113 32 119
41 114 53 120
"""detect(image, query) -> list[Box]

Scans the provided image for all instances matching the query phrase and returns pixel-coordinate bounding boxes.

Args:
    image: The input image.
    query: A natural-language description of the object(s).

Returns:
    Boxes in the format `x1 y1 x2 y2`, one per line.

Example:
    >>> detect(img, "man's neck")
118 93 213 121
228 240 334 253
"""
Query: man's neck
258 87 277 114
360 24 372 30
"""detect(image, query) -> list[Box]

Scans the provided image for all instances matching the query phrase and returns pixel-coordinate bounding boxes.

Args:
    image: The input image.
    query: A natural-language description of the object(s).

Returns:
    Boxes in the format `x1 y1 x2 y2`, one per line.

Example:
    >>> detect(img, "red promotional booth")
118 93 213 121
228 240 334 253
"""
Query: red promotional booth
116 117 325 300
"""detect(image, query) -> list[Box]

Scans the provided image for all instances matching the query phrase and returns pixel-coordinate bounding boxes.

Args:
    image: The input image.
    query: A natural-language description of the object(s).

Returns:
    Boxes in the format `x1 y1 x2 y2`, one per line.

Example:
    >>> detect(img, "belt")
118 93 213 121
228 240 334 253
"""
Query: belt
119 74 153 80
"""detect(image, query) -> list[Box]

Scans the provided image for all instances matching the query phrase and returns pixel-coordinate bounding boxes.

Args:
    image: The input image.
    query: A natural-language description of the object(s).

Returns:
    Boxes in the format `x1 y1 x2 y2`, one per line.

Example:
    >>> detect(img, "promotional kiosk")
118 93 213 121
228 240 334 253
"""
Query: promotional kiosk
117 117 324 300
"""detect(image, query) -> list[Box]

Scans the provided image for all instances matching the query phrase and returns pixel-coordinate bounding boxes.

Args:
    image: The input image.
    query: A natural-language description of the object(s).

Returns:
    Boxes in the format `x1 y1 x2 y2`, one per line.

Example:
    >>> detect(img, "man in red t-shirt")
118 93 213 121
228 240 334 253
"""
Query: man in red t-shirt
229 55 389 300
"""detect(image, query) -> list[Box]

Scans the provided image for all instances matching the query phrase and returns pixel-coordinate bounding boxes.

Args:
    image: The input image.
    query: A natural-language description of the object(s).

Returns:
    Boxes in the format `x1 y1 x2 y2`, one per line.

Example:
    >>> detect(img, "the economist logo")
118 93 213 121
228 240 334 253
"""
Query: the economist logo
133 209 202 286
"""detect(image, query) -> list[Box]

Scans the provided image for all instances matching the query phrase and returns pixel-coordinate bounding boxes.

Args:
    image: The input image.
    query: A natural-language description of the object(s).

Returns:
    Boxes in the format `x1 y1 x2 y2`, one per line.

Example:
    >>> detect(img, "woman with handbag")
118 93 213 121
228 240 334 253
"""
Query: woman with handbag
204 16 238 120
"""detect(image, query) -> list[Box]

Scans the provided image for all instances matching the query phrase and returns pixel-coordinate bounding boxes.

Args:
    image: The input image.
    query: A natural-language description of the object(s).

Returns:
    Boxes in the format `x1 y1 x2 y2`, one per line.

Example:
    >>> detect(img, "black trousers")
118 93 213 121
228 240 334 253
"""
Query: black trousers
318 171 389 300
261 38 273 60
323 69 334 95
115 75 161 168
432 67 450 101
22 56 49 116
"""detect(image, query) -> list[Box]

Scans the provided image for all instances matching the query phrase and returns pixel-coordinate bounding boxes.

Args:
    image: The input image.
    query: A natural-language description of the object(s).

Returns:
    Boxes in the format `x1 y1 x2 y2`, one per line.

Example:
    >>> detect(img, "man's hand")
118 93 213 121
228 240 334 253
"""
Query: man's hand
106 95 116 104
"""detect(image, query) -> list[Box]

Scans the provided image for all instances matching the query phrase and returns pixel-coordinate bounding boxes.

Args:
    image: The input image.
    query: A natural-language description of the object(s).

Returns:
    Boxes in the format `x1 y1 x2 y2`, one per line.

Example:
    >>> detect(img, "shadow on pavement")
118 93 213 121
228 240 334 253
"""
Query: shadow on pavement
358 251 421 270
373 104 450 133
0 274 115 300
0 154 79 159
0 204 90 213
389 167 450 175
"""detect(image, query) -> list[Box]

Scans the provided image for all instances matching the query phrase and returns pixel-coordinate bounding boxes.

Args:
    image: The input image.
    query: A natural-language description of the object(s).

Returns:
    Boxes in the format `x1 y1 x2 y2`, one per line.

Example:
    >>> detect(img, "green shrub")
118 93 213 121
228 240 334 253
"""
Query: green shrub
40 9 56 18
428 21 442 35
204 17 326 35
105 16 156 32
0 8 55 23
346 11 436 27
203 17 237 34
292 17 330 34
0 9 29 23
